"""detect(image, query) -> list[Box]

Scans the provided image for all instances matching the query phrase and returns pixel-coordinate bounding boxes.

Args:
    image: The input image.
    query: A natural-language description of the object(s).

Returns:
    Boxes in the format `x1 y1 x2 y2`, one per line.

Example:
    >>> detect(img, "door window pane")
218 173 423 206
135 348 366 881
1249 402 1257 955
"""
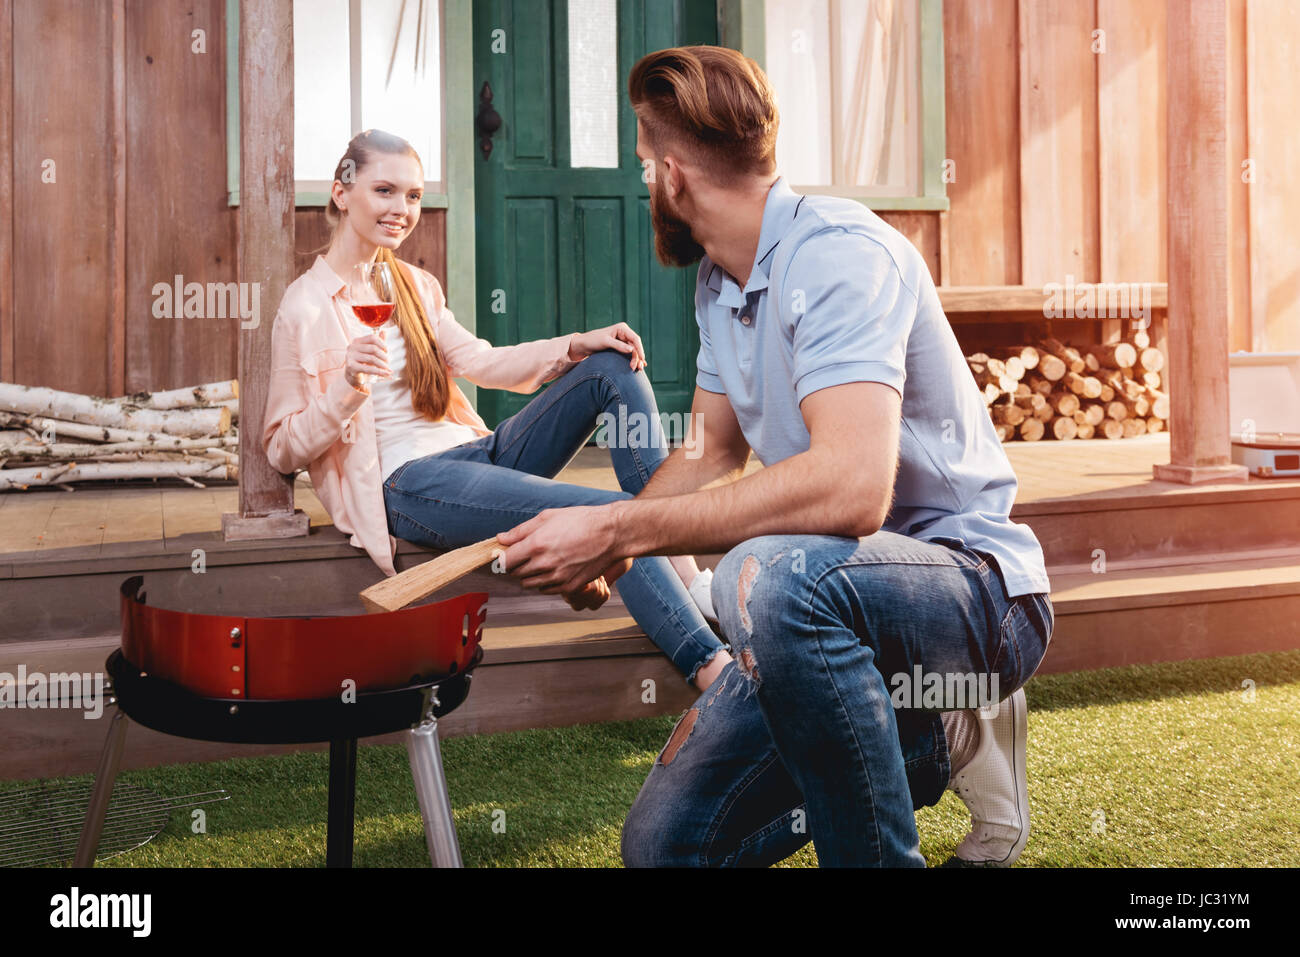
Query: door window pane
568 0 619 168
765 0 921 194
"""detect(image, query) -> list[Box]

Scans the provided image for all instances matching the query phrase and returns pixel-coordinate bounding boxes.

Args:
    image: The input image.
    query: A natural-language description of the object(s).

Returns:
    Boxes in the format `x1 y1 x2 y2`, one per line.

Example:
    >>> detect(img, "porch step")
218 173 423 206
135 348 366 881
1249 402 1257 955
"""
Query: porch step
1012 479 1300 568
4 545 1298 780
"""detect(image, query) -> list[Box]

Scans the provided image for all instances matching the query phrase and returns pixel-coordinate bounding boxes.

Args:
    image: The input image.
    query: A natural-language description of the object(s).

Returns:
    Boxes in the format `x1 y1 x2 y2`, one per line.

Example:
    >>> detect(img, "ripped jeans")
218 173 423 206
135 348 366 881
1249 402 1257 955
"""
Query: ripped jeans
382 348 725 685
621 531 1054 867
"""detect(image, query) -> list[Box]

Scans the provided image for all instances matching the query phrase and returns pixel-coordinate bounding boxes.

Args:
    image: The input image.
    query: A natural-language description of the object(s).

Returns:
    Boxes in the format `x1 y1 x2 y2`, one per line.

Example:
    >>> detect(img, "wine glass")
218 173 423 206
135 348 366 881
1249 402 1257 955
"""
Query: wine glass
349 261 396 385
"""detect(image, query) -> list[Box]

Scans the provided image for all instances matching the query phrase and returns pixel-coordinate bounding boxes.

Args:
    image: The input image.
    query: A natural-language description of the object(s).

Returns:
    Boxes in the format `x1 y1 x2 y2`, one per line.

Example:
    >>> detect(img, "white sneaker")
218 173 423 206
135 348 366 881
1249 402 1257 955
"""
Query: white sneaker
688 567 719 627
949 687 1030 866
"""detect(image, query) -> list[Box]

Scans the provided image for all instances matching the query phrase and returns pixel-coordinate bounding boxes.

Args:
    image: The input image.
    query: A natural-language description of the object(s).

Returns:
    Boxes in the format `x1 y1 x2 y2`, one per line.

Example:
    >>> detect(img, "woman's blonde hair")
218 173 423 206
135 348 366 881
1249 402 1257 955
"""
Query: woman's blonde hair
324 129 451 420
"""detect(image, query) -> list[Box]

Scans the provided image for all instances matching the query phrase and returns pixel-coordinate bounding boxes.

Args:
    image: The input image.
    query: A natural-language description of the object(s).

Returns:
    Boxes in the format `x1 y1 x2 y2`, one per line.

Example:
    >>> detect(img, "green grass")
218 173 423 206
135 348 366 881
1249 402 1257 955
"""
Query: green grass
6 650 1299 867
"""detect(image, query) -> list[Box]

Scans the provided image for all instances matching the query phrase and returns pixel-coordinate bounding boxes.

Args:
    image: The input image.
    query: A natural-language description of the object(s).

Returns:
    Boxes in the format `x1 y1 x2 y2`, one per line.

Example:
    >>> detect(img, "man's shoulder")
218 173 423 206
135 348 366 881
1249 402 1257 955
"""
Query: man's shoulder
778 195 934 301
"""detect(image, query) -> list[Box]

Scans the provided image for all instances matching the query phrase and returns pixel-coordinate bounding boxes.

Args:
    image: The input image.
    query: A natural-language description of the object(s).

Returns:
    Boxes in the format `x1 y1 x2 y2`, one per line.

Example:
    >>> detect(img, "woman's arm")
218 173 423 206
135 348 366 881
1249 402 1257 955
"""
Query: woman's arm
262 307 370 475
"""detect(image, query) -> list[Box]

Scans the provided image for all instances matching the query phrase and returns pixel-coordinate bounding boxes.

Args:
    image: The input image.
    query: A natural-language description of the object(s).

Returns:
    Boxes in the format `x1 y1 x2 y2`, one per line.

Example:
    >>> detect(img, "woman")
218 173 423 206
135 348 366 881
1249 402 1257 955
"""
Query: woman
263 129 731 690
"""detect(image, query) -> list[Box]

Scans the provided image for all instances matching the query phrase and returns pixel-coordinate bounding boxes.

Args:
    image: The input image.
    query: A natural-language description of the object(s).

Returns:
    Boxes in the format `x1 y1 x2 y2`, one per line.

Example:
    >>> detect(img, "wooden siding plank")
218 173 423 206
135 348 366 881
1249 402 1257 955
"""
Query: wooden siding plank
942 0 1021 286
1017 0 1100 286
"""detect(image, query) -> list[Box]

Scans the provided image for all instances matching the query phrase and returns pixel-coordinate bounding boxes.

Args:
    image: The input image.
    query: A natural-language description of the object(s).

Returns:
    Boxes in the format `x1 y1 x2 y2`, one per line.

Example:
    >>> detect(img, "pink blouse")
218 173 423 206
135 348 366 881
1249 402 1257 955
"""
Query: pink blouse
262 255 579 577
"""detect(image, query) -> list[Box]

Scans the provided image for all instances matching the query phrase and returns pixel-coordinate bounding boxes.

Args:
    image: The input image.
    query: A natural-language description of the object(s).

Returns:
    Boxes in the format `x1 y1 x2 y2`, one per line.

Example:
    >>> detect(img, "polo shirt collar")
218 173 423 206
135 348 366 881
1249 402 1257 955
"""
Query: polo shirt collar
310 255 347 298
707 176 804 308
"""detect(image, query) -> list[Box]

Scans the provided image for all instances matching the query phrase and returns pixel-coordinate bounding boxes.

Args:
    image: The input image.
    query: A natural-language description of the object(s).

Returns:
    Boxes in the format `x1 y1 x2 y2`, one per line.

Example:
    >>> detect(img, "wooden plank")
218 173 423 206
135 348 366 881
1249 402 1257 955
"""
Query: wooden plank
1018 0 1100 285
1096 0 1166 348
12 0 116 394
940 283 1166 313
0 0 12 384
878 211 939 281
1244 0 1300 352
109 0 126 396
1226 0 1251 352
942 0 1021 286
125 0 238 392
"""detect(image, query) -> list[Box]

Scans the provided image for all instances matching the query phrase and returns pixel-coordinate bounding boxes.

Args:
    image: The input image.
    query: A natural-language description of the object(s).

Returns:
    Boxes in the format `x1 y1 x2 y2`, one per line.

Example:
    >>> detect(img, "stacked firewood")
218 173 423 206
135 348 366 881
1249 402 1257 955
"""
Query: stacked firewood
0 380 239 490
967 334 1168 442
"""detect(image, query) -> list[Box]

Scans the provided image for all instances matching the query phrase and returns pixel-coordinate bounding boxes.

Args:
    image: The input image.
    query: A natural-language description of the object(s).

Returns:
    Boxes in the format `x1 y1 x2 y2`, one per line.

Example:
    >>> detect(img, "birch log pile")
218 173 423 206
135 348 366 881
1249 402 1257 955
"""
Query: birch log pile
966 339 1168 442
0 380 239 490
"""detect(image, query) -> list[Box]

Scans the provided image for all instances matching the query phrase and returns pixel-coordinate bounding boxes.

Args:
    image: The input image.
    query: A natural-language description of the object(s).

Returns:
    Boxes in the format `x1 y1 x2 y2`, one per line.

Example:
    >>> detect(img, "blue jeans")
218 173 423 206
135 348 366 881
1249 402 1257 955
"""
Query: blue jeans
621 531 1054 867
382 349 725 685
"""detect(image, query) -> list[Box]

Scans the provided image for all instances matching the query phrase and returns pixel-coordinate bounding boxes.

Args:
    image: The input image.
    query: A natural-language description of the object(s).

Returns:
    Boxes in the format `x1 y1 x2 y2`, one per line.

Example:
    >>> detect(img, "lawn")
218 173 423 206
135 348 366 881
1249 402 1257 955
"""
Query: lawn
6 649 1299 867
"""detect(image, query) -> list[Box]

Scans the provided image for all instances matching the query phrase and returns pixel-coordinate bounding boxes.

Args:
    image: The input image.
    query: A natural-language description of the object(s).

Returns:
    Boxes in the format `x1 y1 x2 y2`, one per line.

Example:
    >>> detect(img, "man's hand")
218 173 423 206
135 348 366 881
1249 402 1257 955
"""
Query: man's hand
563 576 610 611
496 504 629 596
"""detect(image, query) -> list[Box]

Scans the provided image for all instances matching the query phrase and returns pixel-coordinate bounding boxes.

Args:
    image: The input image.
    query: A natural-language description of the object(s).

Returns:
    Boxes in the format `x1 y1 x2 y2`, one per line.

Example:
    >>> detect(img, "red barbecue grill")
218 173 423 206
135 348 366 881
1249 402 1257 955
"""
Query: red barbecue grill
74 575 488 868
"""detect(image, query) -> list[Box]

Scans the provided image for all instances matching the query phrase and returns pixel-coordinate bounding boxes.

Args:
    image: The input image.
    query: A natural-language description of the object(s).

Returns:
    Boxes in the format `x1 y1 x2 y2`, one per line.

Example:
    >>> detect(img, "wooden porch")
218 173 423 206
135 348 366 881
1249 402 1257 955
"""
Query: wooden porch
4 435 1299 780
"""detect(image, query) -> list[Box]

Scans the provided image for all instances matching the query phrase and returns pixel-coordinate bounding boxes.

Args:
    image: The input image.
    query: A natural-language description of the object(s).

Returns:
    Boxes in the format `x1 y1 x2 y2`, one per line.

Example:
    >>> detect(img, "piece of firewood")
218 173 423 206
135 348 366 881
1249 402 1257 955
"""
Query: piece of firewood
1050 415 1078 440
359 538 504 614
1136 347 1165 373
1146 417 1165 433
109 380 238 410
1133 329 1151 349
1037 353 1067 382
994 423 1014 442
1040 337 1085 373
1071 410 1088 426
991 403 1027 427
1098 419 1124 439
1049 391 1080 417
1099 384 1116 402
1141 371 1161 390
0 459 235 490
1082 403 1105 426
1018 417 1045 441
1076 423 1096 440
1005 346 1039 371
0 383 229 438
1026 374 1055 397
1078 342 1137 369
1106 401 1129 422
1032 403 1055 422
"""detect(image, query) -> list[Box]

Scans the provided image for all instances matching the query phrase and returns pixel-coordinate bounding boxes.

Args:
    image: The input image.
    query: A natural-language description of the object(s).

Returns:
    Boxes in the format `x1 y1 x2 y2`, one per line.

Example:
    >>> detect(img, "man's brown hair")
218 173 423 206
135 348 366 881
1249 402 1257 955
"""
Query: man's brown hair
628 45 779 181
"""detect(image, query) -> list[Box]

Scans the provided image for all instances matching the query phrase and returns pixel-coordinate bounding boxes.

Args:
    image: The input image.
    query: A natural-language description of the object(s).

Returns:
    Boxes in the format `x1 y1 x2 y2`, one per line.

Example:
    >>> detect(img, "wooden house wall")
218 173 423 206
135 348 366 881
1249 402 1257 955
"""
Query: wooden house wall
0 0 1295 396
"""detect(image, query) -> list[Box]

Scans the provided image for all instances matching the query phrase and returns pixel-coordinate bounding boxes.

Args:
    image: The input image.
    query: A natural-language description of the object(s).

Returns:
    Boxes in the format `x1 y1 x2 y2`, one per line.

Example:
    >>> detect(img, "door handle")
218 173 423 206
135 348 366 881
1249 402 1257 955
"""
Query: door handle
476 81 502 160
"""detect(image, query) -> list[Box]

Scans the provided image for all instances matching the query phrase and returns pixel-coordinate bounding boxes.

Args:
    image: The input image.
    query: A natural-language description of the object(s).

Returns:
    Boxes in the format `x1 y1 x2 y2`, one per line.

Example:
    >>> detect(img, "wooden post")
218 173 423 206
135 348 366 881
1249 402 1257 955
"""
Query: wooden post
1153 0 1248 485
222 0 310 540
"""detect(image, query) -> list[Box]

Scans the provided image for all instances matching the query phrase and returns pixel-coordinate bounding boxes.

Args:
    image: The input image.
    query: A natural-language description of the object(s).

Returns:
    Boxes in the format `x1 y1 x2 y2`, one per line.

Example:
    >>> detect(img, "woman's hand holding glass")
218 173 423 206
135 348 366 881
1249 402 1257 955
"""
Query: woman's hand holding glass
344 333 391 392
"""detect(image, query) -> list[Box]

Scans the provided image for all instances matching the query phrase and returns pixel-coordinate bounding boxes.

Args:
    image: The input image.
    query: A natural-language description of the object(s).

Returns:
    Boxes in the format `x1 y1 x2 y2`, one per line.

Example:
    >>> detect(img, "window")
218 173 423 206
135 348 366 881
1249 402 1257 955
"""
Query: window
226 0 447 206
746 0 947 210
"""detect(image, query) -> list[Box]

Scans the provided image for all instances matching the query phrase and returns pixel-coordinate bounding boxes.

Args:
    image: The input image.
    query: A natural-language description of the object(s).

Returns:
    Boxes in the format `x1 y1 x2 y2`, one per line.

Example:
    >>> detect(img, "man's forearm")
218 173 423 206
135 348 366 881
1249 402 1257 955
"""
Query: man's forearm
615 447 878 557
637 443 746 499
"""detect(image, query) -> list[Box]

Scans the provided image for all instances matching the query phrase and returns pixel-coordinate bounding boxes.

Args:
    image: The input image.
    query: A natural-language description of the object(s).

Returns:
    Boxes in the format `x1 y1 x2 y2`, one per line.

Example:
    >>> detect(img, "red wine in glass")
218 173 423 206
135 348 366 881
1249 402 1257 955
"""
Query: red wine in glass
350 260 397 384
351 302 394 328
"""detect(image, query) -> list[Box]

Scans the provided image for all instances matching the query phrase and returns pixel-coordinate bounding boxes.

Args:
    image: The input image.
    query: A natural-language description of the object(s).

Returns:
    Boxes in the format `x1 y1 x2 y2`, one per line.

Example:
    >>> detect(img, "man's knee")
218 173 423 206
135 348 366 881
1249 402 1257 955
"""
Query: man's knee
621 794 688 868
712 536 806 640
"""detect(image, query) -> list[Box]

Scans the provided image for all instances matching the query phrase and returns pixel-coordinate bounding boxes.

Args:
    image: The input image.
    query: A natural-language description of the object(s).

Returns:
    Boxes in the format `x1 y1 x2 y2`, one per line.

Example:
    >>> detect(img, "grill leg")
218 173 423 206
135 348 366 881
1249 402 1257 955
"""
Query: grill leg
407 714 463 868
73 709 130 868
326 737 358 868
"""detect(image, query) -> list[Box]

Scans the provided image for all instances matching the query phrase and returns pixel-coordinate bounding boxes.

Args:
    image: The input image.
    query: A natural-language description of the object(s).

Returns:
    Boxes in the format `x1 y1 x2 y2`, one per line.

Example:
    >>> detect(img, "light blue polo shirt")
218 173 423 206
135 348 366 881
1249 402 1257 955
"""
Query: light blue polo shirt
695 177 1051 598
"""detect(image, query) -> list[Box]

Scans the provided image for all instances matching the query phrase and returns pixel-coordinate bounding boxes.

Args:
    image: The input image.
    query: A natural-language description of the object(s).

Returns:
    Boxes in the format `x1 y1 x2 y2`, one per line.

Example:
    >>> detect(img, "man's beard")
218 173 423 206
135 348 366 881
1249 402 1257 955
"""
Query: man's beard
650 183 706 268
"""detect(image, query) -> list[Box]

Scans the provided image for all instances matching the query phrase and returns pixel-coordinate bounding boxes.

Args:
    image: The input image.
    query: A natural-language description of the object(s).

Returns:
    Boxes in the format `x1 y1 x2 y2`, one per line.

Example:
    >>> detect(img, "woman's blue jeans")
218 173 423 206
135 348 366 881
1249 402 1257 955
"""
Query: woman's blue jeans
620 532 1054 868
382 348 725 685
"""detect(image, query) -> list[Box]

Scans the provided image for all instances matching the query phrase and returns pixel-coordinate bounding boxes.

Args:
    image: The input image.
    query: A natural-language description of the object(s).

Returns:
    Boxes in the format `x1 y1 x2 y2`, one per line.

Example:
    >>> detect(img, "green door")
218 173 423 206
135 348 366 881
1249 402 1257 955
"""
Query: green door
471 0 717 428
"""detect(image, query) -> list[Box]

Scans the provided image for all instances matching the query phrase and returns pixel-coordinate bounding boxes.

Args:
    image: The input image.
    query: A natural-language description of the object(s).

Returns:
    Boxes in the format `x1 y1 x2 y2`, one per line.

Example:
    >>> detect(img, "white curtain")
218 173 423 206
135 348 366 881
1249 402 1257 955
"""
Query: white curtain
766 0 919 191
